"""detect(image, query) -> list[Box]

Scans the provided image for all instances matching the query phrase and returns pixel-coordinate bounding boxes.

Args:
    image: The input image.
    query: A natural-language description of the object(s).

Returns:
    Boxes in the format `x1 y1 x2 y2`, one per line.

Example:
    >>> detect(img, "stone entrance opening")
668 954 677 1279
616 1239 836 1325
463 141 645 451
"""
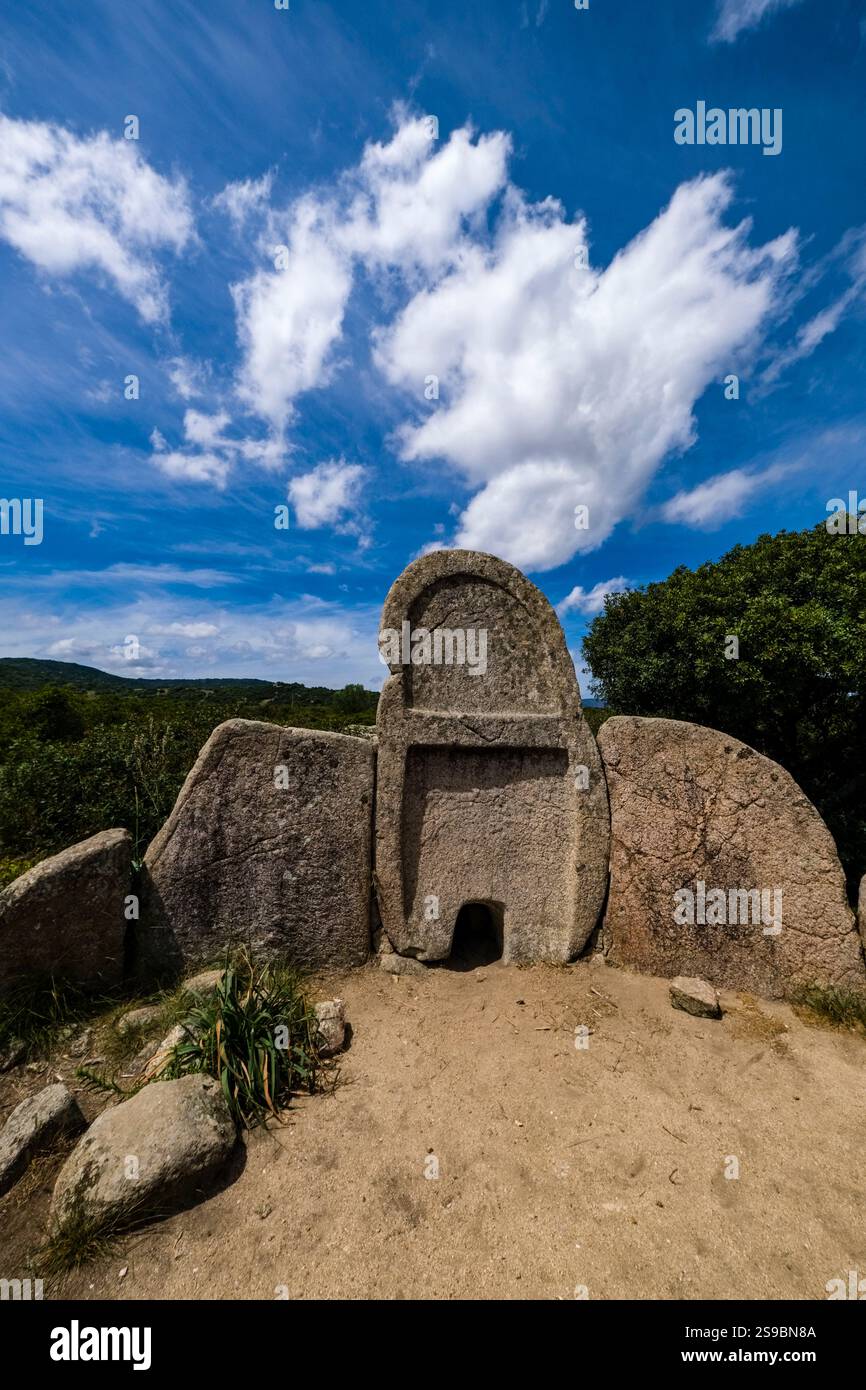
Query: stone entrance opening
447 901 504 970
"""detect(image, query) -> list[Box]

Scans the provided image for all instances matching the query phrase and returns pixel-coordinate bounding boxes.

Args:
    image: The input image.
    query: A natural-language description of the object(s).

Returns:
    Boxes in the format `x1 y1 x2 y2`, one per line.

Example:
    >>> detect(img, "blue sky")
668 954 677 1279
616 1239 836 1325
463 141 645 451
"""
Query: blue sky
0 0 864 692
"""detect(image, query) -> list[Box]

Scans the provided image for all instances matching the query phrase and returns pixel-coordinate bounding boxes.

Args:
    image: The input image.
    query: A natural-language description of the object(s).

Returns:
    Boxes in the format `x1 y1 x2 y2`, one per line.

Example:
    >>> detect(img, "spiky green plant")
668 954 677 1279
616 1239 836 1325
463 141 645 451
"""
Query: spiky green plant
159 953 320 1128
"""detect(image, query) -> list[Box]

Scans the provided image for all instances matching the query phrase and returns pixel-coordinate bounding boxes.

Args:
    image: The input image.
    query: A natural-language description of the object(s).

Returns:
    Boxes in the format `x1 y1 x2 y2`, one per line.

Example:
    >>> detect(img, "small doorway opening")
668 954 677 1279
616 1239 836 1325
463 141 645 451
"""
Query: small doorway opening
447 901 504 970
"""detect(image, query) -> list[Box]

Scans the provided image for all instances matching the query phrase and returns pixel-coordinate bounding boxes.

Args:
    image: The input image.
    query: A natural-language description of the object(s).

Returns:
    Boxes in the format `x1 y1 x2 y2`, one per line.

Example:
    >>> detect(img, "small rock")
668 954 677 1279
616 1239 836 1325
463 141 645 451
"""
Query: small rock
314 999 346 1057
67 1028 93 1058
181 969 223 1000
379 952 427 978
669 976 722 1020
0 1083 85 1197
124 1040 157 1078
142 1023 189 1080
118 1266 128 1281
117 1005 163 1036
49 1074 236 1235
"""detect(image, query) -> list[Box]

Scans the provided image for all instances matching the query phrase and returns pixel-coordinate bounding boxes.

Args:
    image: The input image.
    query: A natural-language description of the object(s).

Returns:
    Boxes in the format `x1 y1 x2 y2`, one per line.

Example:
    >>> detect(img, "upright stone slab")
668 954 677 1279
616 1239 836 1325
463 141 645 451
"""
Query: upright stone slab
139 720 374 979
375 550 609 963
0 829 130 993
598 716 866 999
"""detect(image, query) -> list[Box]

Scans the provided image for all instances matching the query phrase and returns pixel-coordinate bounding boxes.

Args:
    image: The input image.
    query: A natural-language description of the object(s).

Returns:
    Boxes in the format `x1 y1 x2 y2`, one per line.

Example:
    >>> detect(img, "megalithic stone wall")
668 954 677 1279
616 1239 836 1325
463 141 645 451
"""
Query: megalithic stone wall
374 549 610 963
138 720 374 981
597 716 866 999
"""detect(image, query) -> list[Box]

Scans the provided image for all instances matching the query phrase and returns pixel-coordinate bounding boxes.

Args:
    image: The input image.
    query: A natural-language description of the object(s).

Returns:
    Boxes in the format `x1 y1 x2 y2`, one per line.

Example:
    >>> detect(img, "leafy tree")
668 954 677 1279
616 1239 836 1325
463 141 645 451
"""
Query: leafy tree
583 522 866 894
332 683 371 715
25 687 86 743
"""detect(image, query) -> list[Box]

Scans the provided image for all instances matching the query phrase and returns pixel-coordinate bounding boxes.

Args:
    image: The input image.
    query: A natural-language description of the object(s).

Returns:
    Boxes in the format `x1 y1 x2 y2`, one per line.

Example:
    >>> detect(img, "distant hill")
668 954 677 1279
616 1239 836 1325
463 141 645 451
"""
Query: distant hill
0 658 368 705
0 657 604 707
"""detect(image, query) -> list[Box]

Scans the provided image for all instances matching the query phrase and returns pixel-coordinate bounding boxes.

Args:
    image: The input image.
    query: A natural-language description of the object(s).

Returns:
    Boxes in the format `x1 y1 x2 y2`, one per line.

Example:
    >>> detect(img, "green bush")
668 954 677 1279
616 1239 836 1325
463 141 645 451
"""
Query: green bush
160 955 321 1128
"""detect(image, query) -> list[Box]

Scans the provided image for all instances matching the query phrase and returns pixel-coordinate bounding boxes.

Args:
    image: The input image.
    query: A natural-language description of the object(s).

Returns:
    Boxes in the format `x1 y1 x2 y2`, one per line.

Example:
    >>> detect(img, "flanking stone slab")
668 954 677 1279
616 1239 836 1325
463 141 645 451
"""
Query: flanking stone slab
375 549 610 964
139 720 374 980
598 716 865 999
0 830 131 993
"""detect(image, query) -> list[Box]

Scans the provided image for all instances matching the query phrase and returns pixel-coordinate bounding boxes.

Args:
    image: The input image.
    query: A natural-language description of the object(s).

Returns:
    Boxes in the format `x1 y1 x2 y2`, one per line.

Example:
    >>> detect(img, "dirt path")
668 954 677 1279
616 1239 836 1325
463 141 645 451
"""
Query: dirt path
24 959 866 1300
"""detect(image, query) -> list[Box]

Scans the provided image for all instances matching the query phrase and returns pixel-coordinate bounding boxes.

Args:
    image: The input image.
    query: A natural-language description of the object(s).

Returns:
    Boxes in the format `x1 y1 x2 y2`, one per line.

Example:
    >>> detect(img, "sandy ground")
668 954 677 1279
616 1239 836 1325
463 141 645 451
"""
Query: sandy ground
4 956 866 1301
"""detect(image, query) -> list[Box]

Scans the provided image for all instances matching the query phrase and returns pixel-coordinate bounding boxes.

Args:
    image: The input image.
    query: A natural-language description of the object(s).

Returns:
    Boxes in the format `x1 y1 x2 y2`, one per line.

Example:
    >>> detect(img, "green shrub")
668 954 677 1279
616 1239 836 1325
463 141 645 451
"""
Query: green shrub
0 689 378 869
160 955 321 1128
792 983 866 1032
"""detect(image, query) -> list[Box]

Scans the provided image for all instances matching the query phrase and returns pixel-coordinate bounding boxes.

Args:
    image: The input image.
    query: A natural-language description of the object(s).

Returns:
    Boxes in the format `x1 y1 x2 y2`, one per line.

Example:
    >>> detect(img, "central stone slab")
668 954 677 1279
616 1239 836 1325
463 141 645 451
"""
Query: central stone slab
375 549 610 963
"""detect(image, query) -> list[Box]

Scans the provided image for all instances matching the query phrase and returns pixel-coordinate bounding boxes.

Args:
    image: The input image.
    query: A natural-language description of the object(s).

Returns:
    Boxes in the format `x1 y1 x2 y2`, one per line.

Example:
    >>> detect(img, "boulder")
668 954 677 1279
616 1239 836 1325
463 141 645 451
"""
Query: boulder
139 721 374 980
0 1083 85 1196
116 1005 163 1036
181 969 224 999
375 550 609 964
670 976 722 1019
0 830 131 992
314 999 346 1057
598 717 865 999
49 1075 235 1234
379 952 428 978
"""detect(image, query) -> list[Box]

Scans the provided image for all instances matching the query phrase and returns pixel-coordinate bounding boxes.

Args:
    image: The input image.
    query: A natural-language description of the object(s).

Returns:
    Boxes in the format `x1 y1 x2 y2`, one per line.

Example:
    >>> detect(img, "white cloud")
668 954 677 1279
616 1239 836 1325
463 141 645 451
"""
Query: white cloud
710 0 803 44
660 462 790 529
556 577 630 618
183 409 231 448
46 636 102 659
0 590 383 686
338 114 510 275
151 446 230 486
213 171 274 229
167 355 207 401
0 115 193 321
10 563 240 591
221 114 802 562
149 408 284 486
288 458 366 530
148 621 220 638
232 197 353 430
759 231 866 390
375 171 796 570
229 112 509 433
